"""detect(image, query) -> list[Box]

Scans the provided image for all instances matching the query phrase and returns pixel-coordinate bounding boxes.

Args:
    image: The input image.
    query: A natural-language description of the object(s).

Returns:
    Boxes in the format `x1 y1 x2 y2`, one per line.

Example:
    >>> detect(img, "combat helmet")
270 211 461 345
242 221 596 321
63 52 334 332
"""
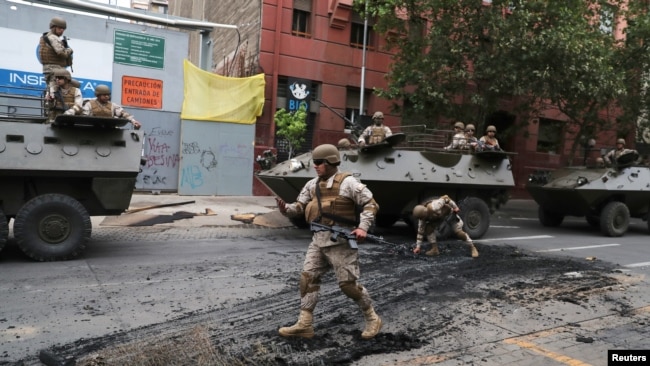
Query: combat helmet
70 79 81 88
616 138 625 145
454 121 465 130
94 84 111 96
372 111 384 120
486 125 497 132
312 144 340 165
53 68 71 81
50 17 67 29
412 205 428 219
465 123 475 132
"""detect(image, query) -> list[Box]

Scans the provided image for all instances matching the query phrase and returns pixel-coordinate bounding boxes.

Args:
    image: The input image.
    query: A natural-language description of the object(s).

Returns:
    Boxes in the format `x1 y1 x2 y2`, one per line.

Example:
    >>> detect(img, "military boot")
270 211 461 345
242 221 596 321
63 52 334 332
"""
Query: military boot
425 243 439 256
361 307 382 339
278 310 314 338
469 243 479 258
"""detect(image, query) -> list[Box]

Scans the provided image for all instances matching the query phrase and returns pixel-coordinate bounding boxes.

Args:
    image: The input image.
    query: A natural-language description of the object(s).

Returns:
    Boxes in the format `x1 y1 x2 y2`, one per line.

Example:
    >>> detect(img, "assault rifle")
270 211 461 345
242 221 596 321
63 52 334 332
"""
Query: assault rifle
310 221 397 250
436 212 460 239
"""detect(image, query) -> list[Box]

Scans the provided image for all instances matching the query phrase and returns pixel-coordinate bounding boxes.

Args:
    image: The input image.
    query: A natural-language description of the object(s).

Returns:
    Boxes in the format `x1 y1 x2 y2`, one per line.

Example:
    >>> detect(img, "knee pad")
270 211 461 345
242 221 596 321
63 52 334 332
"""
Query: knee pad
339 281 363 301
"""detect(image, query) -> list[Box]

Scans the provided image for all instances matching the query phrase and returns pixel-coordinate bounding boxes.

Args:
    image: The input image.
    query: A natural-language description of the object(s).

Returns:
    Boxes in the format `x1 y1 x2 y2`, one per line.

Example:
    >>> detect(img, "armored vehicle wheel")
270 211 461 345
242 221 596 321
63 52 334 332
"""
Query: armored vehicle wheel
0 209 8 253
538 206 564 227
14 194 91 261
459 197 490 239
600 201 629 237
289 216 310 229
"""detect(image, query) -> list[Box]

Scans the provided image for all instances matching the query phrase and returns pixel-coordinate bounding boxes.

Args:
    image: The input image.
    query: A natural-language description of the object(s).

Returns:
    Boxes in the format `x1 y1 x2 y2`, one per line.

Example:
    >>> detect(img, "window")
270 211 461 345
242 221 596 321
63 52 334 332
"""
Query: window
350 12 374 50
536 118 564 154
345 87 371 129
292 0 312 38
599 4 615 35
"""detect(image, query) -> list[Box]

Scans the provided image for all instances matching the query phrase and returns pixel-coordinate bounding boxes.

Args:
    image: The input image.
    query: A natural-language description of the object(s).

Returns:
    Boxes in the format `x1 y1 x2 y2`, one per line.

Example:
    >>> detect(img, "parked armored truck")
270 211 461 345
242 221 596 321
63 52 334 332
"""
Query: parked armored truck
526 151 650 237
0 115 144 261
256 127 515 239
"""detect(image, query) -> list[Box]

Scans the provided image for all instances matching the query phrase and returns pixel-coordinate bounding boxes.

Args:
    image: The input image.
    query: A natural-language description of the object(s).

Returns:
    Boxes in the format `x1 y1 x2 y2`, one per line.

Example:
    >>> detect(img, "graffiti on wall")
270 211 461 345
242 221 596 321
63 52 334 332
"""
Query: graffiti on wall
137 126 180 190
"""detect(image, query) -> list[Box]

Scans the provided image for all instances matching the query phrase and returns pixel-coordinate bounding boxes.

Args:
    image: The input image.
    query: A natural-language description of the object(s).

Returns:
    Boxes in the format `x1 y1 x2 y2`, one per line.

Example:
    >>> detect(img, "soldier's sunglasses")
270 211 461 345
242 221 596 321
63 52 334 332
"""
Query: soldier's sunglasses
313 159 326 166
466 129 474 132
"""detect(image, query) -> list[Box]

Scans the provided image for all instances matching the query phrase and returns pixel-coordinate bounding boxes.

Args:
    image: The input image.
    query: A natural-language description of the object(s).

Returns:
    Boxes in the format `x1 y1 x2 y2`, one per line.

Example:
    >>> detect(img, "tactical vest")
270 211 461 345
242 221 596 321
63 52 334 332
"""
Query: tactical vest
368 126 387 144
89 100 113 117
39 33 67 67
305 173 357 225
53 87 78 110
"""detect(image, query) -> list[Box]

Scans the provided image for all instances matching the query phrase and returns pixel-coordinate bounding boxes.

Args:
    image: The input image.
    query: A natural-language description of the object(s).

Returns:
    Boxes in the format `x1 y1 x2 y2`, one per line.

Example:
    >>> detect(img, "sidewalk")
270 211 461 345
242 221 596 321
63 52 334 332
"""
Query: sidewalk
93 193 292 229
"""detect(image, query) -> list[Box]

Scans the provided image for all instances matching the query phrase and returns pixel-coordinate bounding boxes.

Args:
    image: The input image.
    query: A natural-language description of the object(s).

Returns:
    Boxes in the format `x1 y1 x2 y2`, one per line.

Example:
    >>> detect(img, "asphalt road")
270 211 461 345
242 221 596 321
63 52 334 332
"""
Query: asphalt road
0 198 649 365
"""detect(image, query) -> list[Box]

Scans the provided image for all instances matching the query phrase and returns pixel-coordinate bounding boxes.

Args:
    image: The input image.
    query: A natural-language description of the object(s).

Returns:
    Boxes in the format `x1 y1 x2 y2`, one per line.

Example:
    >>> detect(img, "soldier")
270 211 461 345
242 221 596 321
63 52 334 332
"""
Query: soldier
47 68 82 123
82 85 141 129
412 196 479 258
603 138 633 166
464 123 478 150
358 111 392 146
478 125 501 151
39 17 73 100
276 144 382 339
444 121 467 150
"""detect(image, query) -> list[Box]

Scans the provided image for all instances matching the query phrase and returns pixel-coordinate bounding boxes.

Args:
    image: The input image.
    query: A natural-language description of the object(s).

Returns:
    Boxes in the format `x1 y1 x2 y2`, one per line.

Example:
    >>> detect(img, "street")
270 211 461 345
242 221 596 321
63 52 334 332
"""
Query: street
0 198 649 365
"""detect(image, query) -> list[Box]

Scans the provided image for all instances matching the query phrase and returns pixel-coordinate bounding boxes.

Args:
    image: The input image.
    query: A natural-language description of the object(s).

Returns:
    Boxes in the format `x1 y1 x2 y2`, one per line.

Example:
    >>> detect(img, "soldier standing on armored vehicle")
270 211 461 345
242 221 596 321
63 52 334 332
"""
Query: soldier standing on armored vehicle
603 138 638 167
477 125 501 151
276 144 383 340
358 111 392 146
47 69 82 123
82 84 142 129
444 121 467 150
39 17 73 100
412 196 479 258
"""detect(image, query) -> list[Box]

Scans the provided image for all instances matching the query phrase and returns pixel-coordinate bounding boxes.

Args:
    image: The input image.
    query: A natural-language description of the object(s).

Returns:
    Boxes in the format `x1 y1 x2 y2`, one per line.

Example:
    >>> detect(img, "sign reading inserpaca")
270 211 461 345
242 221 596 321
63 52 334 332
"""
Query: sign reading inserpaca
114 29 165 69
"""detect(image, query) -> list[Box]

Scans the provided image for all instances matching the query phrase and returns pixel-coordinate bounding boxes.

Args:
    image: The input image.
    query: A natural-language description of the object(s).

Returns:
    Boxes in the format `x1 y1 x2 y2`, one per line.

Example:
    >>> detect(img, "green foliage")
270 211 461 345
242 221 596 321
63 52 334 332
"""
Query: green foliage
359 0 650 161
274 103 308 159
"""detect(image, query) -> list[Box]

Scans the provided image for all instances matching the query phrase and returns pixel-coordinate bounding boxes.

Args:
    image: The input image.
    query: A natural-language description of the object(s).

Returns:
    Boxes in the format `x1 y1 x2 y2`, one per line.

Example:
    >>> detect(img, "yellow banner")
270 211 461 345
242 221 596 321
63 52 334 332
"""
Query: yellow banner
181 59 265 123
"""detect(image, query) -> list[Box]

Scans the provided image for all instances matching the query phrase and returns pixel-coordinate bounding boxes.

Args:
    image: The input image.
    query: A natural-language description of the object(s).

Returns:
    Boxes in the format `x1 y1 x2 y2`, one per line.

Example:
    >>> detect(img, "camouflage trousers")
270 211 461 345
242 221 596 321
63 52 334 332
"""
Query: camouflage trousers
424 217 471 244
298 231 374 312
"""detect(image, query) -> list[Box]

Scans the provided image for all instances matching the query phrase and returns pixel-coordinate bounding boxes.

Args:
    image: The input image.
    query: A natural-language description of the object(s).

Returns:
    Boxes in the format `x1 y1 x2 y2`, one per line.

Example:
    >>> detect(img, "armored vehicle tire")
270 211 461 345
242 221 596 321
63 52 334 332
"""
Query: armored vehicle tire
538 206 564 227
599 201 630 237
14 194 92 261
459 197 490 239
0 209 8 253
289 216 310 229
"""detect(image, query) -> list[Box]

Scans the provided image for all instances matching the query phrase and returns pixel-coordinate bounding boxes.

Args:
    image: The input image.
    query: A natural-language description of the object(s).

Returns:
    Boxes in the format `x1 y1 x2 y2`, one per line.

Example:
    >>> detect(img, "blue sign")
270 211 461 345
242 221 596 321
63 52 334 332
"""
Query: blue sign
0 68 110 99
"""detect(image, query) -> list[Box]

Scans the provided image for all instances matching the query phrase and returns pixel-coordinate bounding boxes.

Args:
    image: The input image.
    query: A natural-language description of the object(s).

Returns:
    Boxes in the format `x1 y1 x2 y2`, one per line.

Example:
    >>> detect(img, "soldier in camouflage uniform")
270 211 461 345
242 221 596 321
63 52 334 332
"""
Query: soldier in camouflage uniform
444 121 467 150
358 111 392 146
276 144 382 339
81 85 141 129
412 196 479 258
603 138 638 167
39 17 73 100
47 68 82 123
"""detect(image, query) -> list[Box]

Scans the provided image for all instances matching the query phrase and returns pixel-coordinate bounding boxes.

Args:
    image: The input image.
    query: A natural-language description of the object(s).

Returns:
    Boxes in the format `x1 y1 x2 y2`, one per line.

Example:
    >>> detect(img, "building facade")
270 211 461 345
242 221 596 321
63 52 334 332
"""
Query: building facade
166 0 643 198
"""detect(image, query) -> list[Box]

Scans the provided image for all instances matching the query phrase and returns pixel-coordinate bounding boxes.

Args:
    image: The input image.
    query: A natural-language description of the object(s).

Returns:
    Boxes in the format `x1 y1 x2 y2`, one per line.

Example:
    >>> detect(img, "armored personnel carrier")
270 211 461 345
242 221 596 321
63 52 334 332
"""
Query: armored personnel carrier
0 114 144 261
526 151 650 237
256 127 515 239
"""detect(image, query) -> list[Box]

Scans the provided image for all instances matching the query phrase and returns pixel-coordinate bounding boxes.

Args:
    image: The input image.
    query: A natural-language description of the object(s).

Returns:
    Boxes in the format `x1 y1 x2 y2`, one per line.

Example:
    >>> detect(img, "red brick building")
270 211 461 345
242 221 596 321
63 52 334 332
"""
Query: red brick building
169 0 639 198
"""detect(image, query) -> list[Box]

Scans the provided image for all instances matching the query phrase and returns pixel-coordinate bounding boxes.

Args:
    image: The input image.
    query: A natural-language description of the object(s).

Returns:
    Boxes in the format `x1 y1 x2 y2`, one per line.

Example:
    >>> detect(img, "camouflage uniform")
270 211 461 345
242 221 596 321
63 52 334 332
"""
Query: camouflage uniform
414 196 478 258
82 99 137 123
282 171 379 313
359 125 393 145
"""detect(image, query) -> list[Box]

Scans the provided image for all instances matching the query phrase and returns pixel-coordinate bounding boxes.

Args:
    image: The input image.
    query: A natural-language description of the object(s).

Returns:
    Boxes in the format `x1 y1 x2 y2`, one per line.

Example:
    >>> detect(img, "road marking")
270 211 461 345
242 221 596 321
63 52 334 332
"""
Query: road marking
624 261 650 268
511 217 537 221
480 235 553 242
503 338 592 366
490 225 520 228
536 244 620 252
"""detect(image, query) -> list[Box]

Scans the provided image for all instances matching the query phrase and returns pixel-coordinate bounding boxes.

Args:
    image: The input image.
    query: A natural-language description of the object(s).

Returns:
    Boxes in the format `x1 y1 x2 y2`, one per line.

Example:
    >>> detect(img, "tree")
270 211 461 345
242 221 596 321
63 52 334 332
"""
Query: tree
274 102 308 159
360 0 650 163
